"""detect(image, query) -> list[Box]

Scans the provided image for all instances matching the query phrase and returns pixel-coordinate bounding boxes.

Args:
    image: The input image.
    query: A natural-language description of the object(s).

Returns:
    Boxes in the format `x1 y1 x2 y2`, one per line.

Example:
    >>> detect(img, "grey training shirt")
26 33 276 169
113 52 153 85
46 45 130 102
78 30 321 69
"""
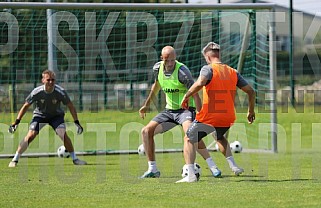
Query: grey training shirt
26 84 71 118
200 64 249 88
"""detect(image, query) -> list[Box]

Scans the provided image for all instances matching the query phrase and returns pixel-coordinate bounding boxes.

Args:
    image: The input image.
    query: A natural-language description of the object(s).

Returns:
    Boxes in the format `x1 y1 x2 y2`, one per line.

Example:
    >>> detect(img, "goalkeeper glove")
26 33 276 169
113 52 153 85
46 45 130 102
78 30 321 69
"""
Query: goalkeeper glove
8 119 21 134
74 120 83 134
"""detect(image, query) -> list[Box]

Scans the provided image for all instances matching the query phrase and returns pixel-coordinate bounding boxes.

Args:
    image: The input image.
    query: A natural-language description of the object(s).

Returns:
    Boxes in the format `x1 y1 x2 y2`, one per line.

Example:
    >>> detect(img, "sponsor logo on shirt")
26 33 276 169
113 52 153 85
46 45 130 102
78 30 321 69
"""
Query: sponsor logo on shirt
163 88 179 93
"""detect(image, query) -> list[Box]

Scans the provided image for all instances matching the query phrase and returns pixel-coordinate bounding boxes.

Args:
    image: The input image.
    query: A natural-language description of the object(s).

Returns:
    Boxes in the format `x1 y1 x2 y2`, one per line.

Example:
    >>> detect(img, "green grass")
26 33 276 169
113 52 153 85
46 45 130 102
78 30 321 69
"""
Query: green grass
1 107 321 207
1 153 321 207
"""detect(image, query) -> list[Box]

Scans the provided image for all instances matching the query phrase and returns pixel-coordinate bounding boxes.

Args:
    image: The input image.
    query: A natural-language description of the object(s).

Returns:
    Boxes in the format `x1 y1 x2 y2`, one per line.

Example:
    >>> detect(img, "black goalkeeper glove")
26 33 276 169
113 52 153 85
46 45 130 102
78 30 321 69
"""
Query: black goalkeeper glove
74 120 83 134
8 119 21 134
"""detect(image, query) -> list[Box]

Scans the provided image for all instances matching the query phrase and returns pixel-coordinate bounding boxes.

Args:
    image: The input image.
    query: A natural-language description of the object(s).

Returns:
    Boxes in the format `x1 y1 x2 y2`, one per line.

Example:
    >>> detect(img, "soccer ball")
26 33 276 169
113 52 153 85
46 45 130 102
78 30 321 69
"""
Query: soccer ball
181 163 201 180
230 141 243 153
57 145 70 158
137 144 145 155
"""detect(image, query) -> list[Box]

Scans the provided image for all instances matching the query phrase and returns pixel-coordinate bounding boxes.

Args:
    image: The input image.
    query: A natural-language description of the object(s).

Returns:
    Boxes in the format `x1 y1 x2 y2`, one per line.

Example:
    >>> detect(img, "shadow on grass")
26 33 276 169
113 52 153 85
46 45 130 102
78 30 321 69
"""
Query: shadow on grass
237 178 318 183
203 174 318 183
18 162 119 167
164 174 262 179
202 174 263 178
87 162 119 166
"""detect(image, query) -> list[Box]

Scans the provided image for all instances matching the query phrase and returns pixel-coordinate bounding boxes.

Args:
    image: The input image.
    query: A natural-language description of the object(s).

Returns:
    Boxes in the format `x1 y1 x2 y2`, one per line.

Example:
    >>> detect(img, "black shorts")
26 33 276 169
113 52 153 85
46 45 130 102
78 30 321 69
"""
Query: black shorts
29 115 65 132
186 120 230 143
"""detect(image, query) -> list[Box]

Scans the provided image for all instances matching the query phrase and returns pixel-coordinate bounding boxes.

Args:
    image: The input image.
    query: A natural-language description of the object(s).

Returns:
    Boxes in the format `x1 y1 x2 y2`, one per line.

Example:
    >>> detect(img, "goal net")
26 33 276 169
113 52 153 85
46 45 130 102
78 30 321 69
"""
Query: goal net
0 2 277 156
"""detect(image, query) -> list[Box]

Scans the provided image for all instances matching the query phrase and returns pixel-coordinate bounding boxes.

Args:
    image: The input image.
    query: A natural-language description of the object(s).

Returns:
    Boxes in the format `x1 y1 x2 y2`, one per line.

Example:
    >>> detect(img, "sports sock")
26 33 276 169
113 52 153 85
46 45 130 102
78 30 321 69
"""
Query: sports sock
12 152 21 162
70 152 78 160
226 156 237 169
206 157 217 169
187 164 195 177
148 161 157 172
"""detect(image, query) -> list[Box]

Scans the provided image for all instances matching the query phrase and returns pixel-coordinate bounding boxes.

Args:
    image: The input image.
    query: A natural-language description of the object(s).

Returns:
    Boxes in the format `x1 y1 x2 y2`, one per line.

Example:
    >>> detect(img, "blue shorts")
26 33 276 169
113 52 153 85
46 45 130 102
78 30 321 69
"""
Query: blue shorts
186 120 230 143
152 108 196 133
29 115 65 132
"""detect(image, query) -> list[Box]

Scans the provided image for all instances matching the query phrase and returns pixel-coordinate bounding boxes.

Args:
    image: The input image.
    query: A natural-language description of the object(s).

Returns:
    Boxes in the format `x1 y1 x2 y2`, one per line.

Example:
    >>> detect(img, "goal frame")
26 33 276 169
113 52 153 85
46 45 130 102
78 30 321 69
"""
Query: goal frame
0 2 278 153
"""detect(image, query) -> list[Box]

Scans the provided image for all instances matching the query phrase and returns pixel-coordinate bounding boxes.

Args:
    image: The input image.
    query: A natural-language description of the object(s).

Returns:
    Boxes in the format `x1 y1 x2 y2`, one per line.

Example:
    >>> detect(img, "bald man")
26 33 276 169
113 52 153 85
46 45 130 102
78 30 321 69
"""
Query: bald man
139 46 221 179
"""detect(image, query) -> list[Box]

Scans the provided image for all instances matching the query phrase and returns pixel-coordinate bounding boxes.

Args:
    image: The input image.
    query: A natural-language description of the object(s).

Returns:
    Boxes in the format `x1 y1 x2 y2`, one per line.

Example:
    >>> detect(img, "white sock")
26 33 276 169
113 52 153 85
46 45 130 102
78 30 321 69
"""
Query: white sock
148 161 157 172
70 152 78 160
226 156 237 169
206 157 217 169
187 164 195 177
12 152 21 162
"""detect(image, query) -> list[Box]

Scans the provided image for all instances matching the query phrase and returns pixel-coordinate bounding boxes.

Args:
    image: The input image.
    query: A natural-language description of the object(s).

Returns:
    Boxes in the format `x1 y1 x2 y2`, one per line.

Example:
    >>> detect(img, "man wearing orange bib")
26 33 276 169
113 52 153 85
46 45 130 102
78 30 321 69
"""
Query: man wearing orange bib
177 42 256 183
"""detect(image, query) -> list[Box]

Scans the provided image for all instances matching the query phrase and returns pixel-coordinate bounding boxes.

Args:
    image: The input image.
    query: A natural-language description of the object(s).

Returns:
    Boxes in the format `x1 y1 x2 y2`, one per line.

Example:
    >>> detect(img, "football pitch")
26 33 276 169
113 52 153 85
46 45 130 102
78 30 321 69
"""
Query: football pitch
1 108 321 207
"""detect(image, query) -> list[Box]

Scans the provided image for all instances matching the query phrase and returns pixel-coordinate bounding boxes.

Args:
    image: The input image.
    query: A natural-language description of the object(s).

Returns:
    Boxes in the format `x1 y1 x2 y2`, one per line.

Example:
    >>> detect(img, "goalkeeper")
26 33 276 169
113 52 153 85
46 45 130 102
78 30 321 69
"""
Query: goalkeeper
8 69 87 167
139 46 221 178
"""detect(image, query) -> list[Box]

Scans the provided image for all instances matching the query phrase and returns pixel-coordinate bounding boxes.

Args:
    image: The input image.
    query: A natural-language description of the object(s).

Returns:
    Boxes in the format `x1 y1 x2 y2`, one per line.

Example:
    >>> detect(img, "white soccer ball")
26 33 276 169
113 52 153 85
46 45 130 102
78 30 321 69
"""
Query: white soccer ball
181 163 201 180
230 141 243 153
57 145 70 158
137 144 145 155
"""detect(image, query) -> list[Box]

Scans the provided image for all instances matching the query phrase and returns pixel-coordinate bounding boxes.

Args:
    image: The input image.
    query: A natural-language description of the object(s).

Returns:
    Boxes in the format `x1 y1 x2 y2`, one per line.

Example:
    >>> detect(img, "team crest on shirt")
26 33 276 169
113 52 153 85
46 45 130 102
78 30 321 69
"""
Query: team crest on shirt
52 99 57 104
40 99 45 103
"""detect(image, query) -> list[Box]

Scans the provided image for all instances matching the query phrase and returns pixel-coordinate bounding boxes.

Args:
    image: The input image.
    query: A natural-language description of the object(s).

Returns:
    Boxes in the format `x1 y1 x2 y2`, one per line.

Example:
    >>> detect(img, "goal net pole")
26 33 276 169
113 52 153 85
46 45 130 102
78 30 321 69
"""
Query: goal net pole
46 0 57 73
269 9 278 153
0 2 278 154
237 14 251 74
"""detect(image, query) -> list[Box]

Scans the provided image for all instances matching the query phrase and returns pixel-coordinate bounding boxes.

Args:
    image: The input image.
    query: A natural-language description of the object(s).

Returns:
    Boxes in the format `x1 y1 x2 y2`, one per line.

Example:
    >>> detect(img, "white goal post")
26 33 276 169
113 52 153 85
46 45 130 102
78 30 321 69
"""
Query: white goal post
0 2 277 155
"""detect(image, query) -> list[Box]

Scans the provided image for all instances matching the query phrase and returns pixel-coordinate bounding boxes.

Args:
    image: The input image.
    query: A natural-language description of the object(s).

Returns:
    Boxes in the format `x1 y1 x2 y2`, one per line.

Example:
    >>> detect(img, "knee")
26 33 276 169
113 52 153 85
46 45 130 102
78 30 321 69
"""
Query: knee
141 126 149 137
24 131 38 143
186 130 199 144
141 126 154 139
55 128 66 139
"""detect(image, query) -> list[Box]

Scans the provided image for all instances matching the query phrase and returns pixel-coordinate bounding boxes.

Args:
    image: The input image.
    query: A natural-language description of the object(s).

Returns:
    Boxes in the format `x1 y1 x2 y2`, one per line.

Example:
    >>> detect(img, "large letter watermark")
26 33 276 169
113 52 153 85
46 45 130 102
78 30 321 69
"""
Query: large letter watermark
85 12 120 72
163 12 194 58
50 11 79 72
0 12 19 55
87 122 117 183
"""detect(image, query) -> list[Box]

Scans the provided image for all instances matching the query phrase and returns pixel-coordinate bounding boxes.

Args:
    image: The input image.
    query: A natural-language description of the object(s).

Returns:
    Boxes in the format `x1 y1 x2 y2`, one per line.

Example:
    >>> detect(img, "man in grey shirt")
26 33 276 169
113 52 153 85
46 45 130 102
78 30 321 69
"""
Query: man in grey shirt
200 65 249 87
139 46 222 179
178 42 255 183
8 69 87 167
